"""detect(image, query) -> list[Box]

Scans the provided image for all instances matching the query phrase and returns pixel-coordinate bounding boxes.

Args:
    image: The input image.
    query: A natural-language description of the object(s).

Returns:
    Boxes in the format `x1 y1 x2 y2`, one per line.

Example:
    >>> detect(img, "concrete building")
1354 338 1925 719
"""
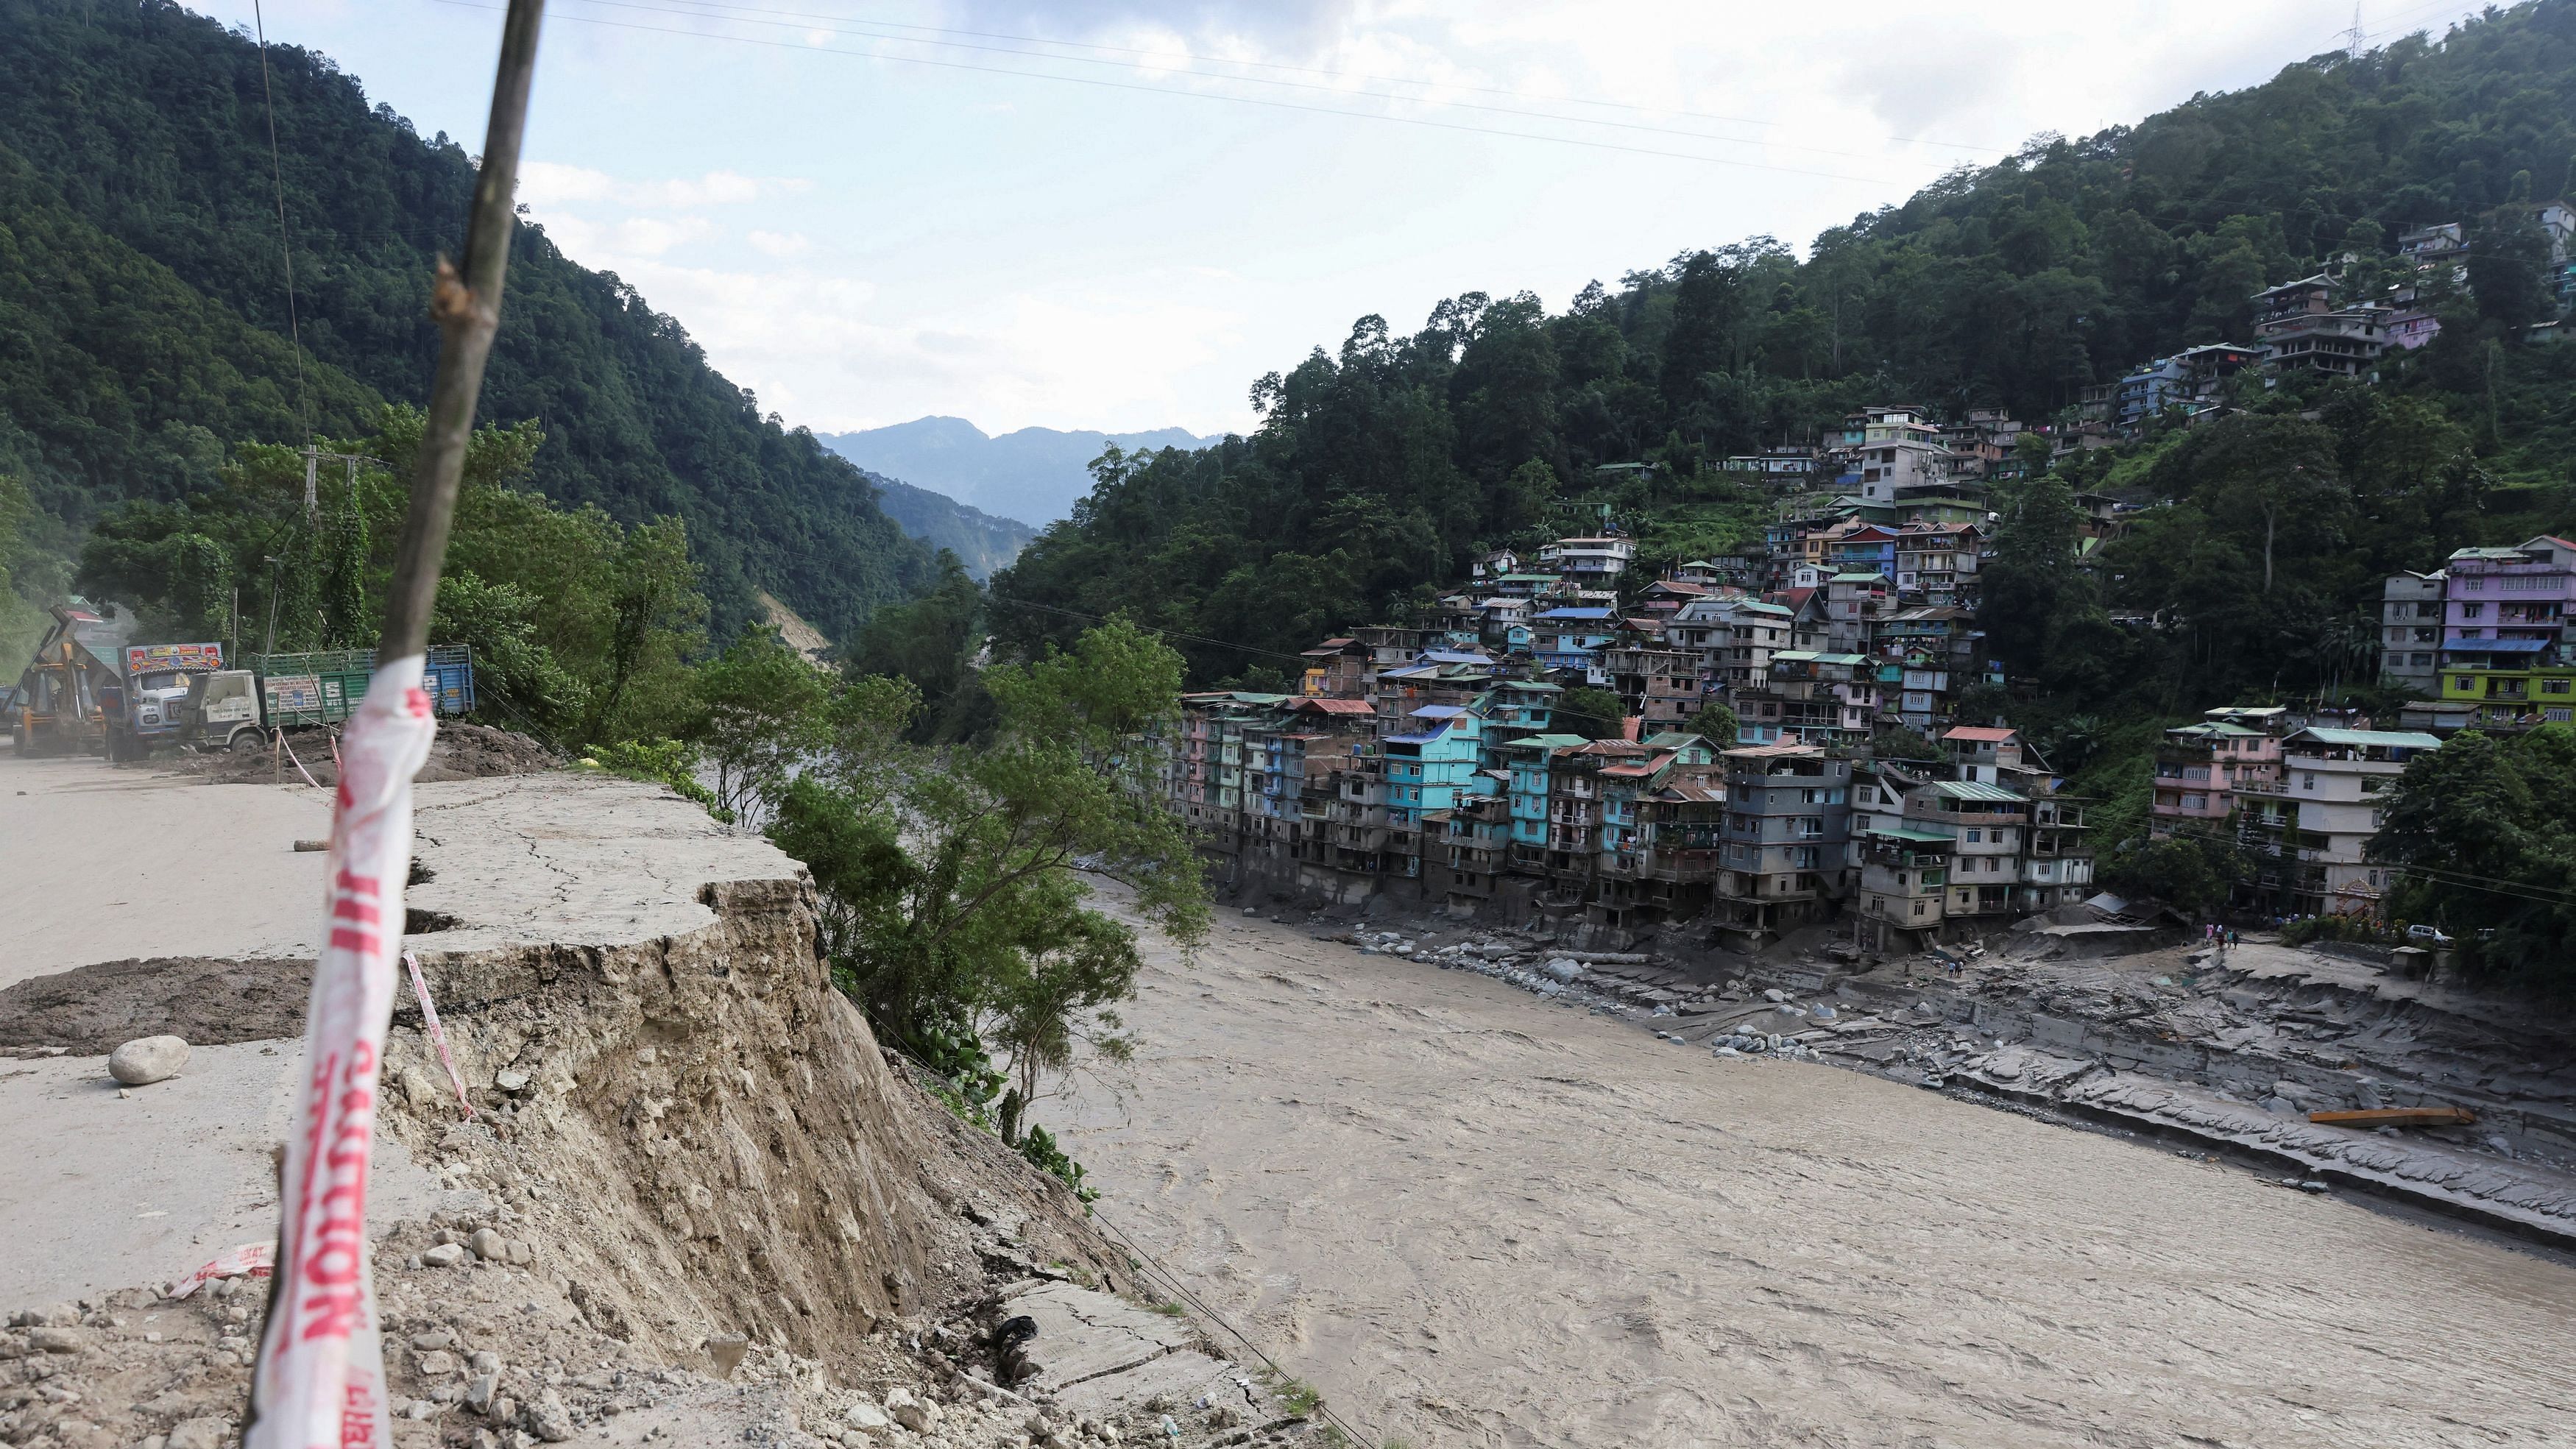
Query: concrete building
1712 745 1852 943
2379 570 2447 692
2276 727 2444 916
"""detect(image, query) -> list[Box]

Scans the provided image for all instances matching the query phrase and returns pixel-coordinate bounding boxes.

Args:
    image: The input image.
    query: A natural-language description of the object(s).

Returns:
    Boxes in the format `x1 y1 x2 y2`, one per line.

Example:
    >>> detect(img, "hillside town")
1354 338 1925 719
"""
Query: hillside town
1147 205 2576 942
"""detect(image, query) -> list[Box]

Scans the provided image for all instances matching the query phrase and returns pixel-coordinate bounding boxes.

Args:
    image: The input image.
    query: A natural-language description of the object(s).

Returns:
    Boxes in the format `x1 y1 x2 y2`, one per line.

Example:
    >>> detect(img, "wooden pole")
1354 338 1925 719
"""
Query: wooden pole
377 0 546 664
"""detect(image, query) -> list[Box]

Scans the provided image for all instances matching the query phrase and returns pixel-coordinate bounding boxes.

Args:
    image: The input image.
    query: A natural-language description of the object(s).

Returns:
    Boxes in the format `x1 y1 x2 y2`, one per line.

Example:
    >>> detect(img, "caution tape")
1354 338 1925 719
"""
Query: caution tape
245 655 437 1449
403 952 477 1122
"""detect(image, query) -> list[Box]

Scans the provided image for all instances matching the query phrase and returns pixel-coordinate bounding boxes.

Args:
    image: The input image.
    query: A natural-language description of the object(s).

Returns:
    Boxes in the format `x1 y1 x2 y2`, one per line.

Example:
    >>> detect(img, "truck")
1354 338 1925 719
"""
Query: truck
182 645 478 751
8 605 135 756
112 641 229 759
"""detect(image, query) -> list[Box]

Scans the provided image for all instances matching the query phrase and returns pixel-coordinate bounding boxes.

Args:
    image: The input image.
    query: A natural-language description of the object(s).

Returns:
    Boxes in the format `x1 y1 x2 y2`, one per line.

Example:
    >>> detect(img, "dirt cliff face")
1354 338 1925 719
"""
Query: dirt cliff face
383 875 1120 1367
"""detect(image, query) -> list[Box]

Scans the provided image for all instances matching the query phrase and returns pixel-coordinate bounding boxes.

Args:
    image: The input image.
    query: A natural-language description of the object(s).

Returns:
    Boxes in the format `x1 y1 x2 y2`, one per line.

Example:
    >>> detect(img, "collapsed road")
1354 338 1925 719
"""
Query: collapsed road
0 749 1328 1449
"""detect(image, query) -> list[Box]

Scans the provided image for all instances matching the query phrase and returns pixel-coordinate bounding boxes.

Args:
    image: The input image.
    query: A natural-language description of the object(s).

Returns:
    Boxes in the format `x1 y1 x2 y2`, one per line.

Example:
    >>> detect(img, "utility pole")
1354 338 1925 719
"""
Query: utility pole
247 7 545 1446
379 0 544 664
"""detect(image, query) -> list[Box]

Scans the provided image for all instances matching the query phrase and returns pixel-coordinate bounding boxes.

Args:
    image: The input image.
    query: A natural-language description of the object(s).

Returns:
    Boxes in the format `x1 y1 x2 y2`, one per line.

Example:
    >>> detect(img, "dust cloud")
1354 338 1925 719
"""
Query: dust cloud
1058 915 2576 1448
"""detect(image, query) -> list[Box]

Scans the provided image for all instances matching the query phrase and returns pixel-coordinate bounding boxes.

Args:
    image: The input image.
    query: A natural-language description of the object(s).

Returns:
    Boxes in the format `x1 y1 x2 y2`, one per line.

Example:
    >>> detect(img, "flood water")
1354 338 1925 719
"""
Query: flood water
1057 914 2576 1448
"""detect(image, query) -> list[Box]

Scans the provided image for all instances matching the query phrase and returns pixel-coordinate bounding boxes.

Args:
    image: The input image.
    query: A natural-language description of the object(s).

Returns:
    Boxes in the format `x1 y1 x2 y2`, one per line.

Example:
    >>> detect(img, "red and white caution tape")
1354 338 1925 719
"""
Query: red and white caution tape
169 1241 275 1300
403 952 476 1122
278 731 324 791
246 656 436 1449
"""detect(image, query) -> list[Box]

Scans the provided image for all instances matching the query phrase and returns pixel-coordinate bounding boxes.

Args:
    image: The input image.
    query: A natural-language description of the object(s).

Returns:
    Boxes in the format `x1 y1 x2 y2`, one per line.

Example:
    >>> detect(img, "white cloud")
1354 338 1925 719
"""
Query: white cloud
517 161 809 210
541 241 1244 434
747 229 813 258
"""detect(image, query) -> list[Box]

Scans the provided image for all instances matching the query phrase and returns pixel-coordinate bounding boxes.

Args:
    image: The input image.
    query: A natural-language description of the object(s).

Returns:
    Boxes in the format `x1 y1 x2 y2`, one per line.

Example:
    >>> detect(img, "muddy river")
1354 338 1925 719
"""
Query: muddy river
1056 914 2576 1448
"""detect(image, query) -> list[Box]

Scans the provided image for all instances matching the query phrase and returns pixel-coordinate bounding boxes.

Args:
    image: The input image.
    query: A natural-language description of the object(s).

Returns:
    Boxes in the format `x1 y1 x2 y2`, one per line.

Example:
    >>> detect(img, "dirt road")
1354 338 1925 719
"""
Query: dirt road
1057 914 2576 1448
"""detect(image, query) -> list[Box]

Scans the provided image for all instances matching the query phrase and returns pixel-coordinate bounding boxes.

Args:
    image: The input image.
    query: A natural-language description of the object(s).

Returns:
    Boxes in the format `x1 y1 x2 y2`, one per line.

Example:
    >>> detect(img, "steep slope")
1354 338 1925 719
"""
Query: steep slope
821 417 1212 525
0 0 938 642
867 472 1038 580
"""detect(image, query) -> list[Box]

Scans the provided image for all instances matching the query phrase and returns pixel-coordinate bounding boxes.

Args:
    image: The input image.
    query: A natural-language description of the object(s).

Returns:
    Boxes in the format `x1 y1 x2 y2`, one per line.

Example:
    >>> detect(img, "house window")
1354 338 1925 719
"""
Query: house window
1965 829 1981 843
2463 603 2484 618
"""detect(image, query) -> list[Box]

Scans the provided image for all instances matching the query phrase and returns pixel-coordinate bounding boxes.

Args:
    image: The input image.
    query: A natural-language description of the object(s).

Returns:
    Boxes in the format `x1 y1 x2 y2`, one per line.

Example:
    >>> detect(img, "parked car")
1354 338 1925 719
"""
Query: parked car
2405 924 2453 945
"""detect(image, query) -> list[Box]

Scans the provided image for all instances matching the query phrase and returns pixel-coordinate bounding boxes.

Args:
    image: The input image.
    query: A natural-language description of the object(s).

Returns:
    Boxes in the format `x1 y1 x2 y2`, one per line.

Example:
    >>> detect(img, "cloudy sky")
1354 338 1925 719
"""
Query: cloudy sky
195 1 2487 438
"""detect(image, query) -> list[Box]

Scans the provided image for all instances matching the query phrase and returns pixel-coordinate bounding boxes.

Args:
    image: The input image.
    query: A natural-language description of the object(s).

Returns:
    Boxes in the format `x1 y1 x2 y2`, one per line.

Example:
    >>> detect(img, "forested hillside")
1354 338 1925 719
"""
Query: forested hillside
866 474 1036 581
0 0 937 642
996 0 2576 695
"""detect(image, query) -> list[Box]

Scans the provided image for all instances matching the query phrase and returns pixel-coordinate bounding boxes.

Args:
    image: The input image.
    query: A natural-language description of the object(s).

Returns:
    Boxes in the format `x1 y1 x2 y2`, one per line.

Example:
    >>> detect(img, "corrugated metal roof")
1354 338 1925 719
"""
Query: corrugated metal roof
2293 728 2444 748
1923 780 2027 803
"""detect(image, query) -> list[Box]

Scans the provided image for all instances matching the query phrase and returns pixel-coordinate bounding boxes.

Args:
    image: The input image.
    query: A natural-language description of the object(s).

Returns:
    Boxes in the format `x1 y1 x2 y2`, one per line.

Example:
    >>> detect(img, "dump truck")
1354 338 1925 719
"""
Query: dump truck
181 645 478 751
7 604 135 756
110 641 228 759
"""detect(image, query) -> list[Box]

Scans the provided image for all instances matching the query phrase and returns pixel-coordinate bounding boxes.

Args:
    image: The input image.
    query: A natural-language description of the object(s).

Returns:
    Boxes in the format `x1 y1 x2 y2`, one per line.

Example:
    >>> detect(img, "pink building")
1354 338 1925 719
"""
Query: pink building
2149 708 2287 838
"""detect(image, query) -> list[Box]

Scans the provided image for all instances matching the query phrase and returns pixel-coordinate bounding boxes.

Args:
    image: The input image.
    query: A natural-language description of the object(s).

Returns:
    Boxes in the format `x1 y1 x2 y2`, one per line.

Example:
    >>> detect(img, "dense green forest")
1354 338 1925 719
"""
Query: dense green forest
0 0 938 648
995 0 2576 697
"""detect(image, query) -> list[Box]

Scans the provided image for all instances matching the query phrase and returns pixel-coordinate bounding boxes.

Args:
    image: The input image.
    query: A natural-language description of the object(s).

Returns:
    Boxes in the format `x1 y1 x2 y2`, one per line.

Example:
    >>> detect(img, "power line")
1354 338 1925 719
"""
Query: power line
548 0 1991 169
253 0 312 443
611 0 2005 151
554 0 2009 154
429 0 1903 185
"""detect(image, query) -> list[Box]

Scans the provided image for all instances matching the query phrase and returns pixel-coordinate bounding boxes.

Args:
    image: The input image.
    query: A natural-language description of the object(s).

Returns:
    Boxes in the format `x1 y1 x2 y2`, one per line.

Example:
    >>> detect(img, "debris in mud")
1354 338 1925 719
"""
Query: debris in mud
165 721 559 787
0 957 314 1054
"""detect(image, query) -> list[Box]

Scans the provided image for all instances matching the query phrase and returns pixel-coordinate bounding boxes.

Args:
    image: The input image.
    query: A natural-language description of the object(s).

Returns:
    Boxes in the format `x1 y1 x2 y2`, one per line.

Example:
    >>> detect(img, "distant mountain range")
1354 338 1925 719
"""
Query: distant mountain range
862 472 1036 581
818 417 1214 527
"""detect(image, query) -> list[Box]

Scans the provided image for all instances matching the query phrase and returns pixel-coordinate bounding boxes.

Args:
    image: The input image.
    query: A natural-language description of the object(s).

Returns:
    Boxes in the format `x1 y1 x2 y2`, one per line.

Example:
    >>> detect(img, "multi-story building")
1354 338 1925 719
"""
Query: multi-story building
1602 644 1700 730
1425 793 1512 909
1893 523 1980 606
2441 536 2576 667
1668 595 1791 691
1823 571 1896 653
2020 793 2095 912
1530 607 1616 673
1593 735 1726 927
2252 275 2388 377
2434 662 2576 731
1502 732 1582 872
1538 536 1636 582
2379 570 2447 692
2276 726 2443 915
2150 717 2282 838
1712 745 1853 943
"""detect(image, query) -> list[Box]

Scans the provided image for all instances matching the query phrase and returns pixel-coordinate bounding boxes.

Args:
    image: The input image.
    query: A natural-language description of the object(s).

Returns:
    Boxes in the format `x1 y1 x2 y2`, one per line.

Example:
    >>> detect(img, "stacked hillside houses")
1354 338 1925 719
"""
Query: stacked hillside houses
1153 406 2123 945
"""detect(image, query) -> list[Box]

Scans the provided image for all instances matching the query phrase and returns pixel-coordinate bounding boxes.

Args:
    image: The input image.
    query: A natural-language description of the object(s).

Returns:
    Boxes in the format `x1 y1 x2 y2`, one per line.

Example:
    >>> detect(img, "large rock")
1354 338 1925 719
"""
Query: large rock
883 1386 941 1433
107 1035 189 1085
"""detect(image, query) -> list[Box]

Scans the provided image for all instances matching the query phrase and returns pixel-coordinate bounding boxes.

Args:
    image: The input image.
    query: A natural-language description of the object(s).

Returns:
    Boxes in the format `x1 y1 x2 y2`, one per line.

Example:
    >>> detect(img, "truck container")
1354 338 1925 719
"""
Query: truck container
183 645 478 750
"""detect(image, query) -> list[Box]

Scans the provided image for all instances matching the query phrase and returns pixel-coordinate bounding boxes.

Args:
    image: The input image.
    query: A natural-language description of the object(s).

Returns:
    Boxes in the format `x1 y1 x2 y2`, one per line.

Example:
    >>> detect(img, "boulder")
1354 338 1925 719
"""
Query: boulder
884 1386 941 1433
108 1035 190 1085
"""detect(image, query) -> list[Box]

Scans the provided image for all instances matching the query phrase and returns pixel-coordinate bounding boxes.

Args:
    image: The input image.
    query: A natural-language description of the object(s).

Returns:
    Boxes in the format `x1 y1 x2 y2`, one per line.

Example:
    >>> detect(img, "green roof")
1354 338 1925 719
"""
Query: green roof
1815 652 1868 666
1498 573 1560 583
1868 825 1956 844
1829 571 1889 584
1510 733 1588 751
1493 679 1563 692
1923 780 2027 803
2293 728 2444 748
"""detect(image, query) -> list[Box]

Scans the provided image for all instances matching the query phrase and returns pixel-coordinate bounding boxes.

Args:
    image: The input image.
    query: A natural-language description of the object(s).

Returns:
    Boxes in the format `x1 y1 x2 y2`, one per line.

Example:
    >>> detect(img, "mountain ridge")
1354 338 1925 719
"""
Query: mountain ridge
0 0 939 643
818 417 1214 526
